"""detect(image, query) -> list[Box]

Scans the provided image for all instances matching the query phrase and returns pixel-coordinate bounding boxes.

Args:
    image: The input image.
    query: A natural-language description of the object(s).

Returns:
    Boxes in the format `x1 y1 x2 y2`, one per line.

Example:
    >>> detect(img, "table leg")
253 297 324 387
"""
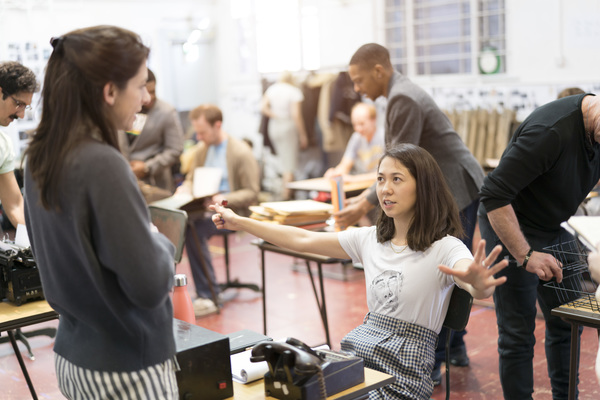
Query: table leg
317 263 331 348
303 261 331 347
568 322 579 400
7 330 38 400
261 248 267 336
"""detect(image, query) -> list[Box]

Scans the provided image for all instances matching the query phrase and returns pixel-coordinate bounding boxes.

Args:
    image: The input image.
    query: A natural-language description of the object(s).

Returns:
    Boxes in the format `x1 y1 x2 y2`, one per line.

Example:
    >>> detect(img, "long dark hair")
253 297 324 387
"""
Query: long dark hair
25 25 150 210
376 144 463 251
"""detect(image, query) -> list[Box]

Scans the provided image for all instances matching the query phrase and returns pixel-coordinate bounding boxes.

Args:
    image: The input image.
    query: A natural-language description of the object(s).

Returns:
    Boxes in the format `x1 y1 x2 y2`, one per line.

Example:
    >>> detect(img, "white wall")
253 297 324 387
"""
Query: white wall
0 0 218 107
506 0 600 84
0 0 217 155
2 0 600 148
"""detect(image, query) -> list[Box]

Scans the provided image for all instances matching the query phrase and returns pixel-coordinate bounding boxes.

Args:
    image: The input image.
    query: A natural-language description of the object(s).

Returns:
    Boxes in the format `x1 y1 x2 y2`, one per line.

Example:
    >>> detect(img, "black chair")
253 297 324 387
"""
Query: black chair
441 286 473 400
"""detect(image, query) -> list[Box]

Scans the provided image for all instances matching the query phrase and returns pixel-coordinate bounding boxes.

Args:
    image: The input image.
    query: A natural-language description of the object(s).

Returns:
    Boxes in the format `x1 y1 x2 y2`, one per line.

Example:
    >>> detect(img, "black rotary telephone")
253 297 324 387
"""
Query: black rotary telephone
250 337 364 400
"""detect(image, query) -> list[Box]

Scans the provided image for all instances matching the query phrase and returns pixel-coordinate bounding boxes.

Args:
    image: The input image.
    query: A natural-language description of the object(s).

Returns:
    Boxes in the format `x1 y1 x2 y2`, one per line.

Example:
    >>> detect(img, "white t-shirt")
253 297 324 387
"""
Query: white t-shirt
0 130 16 174
264 82 304 119
338 226 473 333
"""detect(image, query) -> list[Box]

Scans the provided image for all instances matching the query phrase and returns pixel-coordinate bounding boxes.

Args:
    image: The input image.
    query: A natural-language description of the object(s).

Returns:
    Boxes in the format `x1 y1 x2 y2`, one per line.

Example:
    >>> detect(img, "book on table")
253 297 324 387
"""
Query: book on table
249 200 333 228
150 167 222 212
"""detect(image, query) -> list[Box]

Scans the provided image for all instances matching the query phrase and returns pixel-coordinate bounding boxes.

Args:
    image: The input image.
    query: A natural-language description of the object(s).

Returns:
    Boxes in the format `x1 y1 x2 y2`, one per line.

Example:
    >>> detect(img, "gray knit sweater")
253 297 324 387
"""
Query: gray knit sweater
24 138 176 372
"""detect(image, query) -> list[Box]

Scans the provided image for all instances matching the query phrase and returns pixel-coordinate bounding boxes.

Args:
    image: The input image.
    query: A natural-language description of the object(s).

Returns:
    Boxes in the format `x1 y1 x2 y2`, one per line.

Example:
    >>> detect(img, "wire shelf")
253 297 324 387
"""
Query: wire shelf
543 240 599 312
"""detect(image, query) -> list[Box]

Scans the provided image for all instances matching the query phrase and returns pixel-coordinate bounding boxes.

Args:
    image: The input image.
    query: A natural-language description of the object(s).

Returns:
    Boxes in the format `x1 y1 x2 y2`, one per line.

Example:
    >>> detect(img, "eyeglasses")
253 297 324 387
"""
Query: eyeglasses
10 96 32 111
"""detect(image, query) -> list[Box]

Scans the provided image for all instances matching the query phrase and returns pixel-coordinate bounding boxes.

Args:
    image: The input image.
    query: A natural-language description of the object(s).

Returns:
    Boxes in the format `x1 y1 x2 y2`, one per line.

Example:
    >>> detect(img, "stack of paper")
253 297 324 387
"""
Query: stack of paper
230 348 269 384
249 200 333 228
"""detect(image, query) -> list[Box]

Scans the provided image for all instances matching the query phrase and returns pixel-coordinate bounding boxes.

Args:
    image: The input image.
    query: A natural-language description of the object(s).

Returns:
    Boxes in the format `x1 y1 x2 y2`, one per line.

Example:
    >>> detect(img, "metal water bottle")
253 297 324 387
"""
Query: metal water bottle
172 274 195 324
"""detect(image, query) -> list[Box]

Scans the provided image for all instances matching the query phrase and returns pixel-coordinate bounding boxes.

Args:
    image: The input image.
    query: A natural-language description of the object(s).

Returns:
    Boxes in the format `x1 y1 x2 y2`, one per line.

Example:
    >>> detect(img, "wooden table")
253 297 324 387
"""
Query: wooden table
286 173 375 193
551 301 600 400
229 367 395 399
252 240 351 348
0 299 59 400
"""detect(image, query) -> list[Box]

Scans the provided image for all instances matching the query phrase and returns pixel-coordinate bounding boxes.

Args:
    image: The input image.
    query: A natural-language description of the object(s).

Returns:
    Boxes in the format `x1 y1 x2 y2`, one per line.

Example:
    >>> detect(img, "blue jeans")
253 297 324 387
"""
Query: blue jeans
435 198 479 367
185 214 221 299
478 204 581 400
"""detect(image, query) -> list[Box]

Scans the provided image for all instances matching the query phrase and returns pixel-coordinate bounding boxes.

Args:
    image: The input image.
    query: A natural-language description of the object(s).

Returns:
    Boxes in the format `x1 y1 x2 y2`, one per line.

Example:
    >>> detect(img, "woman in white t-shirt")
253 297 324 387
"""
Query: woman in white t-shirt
261 71 308 199
209 143 508 399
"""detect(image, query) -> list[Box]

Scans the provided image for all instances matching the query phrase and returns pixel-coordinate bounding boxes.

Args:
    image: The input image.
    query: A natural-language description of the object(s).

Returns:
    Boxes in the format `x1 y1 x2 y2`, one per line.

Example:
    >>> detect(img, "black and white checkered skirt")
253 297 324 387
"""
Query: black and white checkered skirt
341 312 438 400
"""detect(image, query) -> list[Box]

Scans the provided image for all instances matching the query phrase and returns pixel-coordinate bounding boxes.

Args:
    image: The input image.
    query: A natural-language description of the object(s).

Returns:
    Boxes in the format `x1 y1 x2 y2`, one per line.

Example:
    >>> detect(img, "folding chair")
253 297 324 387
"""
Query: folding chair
148 205 188 264
441 286 473 400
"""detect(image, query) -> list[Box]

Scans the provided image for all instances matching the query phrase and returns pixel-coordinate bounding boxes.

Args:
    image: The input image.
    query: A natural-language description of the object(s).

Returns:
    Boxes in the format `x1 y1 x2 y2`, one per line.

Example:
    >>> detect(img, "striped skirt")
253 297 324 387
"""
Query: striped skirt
341 312 438 400
54 353 179 400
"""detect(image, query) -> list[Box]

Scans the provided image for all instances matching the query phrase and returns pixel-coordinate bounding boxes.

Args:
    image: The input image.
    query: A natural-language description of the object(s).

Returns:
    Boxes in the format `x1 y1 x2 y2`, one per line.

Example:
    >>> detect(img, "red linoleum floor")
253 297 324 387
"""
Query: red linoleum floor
1 231 599 399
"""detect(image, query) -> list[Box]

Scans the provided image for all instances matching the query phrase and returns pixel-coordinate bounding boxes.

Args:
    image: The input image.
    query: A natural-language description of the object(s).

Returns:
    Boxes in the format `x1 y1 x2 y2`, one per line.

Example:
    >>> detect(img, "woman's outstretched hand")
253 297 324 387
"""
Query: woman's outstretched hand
438 239 508 298
209 201 239 231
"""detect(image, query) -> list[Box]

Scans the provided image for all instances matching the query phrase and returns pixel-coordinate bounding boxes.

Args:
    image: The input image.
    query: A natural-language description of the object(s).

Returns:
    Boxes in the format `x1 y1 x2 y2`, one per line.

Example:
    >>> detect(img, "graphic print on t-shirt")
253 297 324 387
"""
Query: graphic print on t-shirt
370 270 404 313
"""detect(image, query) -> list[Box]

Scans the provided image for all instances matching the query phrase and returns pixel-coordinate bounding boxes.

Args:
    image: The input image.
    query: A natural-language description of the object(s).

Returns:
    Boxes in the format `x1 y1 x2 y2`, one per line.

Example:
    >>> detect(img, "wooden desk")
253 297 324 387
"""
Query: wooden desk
229 367 395 399
0 299 59 400
0 299 58 334
252 240 351 348
286 173 375 193
551 302 600 400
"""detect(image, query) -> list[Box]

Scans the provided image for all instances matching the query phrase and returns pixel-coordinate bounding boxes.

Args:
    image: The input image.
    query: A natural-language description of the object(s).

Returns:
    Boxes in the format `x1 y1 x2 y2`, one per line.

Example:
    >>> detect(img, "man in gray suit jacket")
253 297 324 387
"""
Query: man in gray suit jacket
119 69 184 193
337 43 485 385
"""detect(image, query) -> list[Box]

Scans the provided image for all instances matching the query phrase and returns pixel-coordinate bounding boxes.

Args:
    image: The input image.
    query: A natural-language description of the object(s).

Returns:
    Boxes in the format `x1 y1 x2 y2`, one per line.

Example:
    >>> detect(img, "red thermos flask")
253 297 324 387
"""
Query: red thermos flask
172 273 195 324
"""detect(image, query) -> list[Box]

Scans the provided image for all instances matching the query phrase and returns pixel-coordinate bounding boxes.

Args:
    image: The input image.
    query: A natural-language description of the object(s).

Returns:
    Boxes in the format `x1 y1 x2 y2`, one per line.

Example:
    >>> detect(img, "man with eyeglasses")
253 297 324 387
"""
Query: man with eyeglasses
0 61 38 227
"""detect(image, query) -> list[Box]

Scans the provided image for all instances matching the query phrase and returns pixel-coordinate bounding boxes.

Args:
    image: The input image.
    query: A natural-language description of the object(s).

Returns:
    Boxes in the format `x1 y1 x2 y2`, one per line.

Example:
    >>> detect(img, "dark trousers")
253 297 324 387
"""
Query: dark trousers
185 215 220 299
434 198 479 366
478 205 581 400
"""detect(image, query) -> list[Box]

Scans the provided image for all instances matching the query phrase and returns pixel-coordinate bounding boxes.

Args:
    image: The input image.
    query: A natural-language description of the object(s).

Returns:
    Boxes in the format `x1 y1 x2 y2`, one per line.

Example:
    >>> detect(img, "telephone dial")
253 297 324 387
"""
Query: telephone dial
250 337 364 400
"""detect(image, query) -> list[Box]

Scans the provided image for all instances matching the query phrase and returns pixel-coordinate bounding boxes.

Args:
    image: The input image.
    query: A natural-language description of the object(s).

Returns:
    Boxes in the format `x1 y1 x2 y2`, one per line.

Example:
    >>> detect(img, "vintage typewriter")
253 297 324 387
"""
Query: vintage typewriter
251 337 365 400
0 240 43 305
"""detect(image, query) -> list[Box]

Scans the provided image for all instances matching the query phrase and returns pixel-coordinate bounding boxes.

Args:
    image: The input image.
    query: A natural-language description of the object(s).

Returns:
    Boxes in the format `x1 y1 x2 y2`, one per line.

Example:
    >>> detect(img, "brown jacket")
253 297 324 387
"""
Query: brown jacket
183 136 260 216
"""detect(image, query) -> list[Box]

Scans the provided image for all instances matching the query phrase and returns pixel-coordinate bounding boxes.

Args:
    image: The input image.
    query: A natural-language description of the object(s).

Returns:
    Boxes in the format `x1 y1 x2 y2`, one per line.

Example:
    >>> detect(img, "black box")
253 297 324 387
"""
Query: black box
225 329 272 354
173 319 233 399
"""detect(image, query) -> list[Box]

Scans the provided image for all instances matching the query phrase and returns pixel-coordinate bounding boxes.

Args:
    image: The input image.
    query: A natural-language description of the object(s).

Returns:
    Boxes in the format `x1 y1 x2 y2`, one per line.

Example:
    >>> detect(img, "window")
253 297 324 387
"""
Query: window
254 0 320 73
385 0 505 76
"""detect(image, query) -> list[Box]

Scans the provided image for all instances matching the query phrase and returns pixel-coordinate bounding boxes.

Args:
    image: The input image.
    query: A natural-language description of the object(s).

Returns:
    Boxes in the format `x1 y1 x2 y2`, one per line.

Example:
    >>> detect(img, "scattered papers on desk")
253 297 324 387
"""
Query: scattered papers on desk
562 216 600 251
249 200 333 227
230 343 330 384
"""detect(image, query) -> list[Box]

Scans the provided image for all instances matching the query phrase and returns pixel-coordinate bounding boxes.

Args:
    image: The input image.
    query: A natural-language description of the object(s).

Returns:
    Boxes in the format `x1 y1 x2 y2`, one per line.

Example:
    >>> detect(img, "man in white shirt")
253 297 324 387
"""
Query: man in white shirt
0 61 37 228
